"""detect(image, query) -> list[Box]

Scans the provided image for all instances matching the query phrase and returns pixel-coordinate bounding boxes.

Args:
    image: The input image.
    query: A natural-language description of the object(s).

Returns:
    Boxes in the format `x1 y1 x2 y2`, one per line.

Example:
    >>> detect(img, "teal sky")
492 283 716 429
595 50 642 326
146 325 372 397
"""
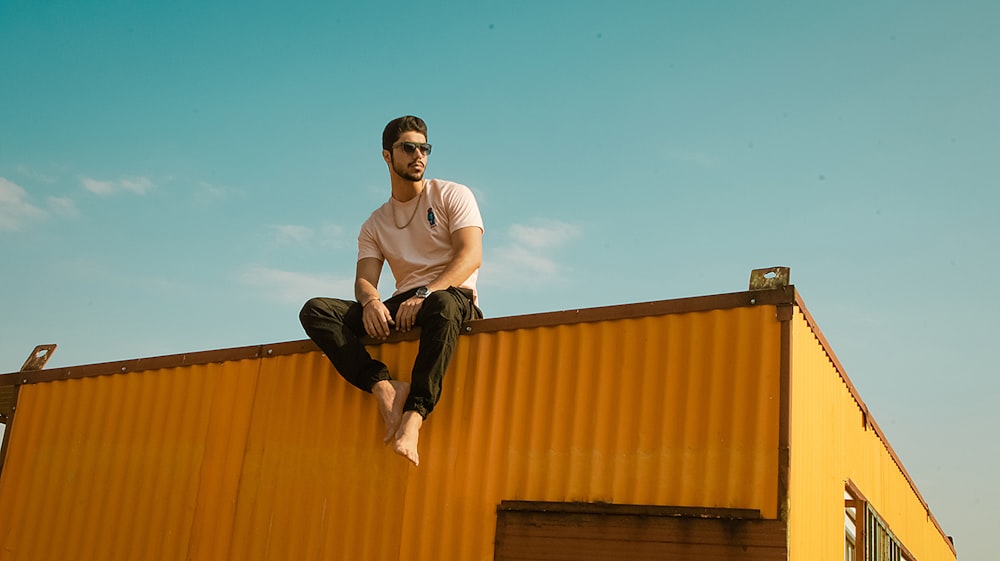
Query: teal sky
2 1 997 557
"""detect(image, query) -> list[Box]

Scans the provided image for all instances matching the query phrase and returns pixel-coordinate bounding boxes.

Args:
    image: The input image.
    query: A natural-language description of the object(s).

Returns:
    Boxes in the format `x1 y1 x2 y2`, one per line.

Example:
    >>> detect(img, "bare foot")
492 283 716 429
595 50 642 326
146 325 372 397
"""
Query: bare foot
392 411 423 466
372 380 410 444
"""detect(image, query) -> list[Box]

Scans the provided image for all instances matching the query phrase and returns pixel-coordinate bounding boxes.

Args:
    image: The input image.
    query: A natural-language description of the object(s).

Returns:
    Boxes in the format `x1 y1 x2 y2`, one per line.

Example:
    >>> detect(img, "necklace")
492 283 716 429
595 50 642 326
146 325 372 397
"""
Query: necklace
392 188 424 229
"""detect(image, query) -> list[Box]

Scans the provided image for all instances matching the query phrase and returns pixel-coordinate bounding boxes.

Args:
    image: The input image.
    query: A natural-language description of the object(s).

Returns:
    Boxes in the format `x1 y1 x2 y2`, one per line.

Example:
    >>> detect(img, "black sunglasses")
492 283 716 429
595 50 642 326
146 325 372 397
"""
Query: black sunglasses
394 141 432 156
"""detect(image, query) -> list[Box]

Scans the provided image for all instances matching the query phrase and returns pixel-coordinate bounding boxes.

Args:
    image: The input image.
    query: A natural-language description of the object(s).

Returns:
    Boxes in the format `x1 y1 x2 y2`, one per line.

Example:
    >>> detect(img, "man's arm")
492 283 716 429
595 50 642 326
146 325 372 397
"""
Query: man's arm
395 226 482 332
355 257 383 305
356 257 394 339
428 226 483 292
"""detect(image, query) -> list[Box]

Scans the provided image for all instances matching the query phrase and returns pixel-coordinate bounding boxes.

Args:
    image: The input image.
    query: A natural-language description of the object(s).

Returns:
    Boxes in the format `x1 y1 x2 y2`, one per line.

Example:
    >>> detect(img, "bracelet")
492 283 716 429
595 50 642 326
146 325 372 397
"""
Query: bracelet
362 298 378 308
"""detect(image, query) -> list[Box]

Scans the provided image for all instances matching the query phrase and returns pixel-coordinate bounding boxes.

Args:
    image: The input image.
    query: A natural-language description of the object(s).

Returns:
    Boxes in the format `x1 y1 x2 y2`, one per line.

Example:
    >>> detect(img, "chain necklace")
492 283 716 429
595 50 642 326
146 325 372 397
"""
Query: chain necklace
392 187 424 229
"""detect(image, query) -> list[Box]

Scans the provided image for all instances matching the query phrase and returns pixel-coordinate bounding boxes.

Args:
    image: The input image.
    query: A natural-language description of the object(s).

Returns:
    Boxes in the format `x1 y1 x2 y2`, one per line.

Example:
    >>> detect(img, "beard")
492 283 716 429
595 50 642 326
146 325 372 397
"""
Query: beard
391 154 425 182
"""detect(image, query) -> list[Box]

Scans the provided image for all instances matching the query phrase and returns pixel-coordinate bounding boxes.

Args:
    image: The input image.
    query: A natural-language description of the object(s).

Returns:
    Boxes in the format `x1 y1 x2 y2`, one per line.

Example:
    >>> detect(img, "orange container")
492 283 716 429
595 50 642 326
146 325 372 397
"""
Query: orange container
0 286 955 561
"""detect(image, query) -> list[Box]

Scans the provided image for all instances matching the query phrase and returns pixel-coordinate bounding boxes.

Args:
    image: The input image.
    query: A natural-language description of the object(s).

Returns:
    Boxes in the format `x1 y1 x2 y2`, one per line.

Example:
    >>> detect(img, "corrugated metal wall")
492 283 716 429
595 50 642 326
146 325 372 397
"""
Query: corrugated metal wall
786 308 956 561
0 359 261 561
0 302 782 561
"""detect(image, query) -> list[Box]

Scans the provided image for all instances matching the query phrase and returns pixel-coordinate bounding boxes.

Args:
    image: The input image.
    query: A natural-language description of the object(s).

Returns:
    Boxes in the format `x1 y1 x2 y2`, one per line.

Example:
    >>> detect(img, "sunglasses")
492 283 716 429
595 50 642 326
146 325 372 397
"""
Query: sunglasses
394 141 433 156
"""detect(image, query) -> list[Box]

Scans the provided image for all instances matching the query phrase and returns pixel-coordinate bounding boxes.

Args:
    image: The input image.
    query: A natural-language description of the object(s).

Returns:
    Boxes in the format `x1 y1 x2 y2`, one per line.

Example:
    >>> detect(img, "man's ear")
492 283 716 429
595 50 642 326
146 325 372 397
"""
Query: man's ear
382 149 392 166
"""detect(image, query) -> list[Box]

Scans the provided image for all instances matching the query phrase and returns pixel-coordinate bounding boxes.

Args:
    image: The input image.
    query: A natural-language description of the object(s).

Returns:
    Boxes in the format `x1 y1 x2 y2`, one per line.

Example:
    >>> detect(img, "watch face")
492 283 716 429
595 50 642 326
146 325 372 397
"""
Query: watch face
416 287 430 298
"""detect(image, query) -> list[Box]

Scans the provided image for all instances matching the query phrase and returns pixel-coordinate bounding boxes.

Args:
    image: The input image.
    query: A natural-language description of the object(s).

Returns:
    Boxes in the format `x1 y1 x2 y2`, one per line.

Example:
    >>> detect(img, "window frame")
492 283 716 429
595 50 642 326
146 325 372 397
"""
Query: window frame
846 480 918 561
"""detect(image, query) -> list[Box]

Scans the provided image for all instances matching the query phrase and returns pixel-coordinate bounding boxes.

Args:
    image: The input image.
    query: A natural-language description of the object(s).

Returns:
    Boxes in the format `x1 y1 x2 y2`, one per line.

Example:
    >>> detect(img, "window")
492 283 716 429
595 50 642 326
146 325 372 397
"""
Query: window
845 482 916 561
845 490 857 561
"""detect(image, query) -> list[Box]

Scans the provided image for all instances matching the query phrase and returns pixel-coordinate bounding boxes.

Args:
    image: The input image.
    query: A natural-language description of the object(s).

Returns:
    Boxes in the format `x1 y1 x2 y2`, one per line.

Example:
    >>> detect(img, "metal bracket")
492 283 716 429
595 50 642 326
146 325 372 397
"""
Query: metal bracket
20 344 57 372
749 267 790 290
2 345 56 471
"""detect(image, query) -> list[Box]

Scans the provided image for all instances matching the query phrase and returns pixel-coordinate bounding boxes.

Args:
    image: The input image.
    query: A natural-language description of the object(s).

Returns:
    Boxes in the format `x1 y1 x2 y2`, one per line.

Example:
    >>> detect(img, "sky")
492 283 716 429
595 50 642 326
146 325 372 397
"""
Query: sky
1 0 997 557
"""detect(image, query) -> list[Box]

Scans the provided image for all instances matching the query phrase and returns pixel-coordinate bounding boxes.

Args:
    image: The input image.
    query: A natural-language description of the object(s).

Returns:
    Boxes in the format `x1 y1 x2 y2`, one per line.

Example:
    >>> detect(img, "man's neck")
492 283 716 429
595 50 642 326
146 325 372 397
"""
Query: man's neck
391 178 425 203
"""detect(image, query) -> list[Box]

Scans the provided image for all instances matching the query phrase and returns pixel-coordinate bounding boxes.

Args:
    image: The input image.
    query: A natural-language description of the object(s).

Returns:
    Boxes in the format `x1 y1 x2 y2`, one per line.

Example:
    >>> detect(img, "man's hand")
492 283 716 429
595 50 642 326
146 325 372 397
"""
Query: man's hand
362 300 394 339
394 296 424 332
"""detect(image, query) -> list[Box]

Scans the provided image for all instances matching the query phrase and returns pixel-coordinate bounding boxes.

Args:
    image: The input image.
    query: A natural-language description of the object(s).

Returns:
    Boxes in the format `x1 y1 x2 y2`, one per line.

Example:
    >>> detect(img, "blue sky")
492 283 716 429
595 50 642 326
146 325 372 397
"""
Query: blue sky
2 1 997 557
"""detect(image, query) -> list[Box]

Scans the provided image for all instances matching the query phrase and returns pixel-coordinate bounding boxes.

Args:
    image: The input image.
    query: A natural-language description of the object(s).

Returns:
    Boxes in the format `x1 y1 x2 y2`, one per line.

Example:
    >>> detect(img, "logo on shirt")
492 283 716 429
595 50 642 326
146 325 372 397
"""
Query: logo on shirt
427 208 437 228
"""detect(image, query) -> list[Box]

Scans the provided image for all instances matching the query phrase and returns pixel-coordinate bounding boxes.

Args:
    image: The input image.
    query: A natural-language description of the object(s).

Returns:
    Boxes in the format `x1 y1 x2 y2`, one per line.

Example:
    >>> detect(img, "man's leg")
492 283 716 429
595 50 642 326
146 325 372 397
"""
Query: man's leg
392 288 480 465
299 297 409 441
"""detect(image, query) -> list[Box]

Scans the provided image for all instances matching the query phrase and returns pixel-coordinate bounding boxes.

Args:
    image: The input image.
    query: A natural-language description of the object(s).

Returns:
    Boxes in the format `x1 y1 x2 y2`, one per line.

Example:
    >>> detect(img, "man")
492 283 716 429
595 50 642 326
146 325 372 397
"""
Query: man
299 115 484 466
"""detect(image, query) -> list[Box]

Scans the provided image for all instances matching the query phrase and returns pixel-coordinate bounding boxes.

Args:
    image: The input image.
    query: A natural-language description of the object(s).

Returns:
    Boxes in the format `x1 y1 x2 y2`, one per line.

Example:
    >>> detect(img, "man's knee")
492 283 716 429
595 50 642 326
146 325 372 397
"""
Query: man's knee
420 290 468 324
300 298 319 325
299 297 328 324
300 297 355 328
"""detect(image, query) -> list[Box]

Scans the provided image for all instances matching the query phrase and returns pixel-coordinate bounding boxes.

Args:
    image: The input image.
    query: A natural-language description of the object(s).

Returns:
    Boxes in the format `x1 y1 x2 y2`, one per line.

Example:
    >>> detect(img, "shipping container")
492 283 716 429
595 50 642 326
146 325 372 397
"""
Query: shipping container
0 273 956 560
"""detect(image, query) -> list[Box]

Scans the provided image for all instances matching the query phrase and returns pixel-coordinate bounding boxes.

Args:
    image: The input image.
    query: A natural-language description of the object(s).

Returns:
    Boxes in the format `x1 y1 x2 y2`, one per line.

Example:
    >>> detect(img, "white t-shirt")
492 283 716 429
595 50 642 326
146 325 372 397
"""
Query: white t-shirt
358 178 484 301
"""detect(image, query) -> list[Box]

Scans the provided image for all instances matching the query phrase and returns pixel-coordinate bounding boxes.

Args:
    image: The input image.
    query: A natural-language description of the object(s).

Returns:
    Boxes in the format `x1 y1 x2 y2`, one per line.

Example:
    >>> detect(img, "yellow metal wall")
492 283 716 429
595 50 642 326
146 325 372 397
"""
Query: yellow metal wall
0 360 260 561
787 308 956 561
0 305 782 561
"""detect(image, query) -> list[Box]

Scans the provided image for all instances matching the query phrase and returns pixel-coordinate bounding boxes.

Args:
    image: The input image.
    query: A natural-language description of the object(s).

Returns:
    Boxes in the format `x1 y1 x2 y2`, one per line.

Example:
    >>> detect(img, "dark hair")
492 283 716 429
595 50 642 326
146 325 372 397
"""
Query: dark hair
382 115 428 150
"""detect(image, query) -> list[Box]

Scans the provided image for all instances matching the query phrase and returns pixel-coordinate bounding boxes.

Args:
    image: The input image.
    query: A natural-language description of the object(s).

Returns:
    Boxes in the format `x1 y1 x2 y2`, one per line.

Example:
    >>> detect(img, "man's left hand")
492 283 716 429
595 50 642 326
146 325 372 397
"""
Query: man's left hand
395 296 424 332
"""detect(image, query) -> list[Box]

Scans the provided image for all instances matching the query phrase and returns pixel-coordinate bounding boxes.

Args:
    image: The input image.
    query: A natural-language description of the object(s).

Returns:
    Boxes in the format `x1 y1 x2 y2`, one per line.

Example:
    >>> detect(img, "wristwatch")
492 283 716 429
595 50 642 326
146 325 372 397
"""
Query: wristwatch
415 286 432 298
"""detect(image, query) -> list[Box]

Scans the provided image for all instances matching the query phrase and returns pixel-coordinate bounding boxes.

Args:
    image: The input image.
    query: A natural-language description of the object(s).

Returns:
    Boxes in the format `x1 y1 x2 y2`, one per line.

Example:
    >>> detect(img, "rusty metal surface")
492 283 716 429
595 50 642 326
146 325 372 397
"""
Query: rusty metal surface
749 266 791 290
494 502 787 561
0 386 13 423
2 345 58 419
19 344 57 372
1 345 58 467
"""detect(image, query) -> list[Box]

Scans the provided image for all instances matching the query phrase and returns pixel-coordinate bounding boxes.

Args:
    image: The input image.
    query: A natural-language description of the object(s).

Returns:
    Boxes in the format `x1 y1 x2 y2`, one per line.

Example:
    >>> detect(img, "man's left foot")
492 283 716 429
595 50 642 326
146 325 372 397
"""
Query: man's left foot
392 411 423 466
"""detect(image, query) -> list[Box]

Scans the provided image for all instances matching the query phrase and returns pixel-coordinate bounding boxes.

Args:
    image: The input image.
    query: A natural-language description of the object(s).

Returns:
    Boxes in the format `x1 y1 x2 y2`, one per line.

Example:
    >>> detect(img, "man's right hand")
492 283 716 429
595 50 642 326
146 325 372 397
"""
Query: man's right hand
362 299 394 340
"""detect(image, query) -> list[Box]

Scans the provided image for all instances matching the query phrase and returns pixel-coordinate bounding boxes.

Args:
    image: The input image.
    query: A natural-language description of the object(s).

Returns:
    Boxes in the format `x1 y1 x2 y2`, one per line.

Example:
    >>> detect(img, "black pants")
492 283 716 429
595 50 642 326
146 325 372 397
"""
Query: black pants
299 287 482 418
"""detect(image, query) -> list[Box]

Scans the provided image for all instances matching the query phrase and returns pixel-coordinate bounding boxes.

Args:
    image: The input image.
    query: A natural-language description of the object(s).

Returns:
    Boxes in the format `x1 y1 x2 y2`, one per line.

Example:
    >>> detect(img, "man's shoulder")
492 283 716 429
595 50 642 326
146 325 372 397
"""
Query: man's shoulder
360 200 391 232
427 177 465 189
427 178 475 201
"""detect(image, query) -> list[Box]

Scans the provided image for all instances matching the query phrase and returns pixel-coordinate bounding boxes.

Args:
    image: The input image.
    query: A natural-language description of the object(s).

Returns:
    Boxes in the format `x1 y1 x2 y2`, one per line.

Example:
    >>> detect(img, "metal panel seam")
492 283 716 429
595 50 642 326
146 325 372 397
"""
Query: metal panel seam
217 356 266 561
